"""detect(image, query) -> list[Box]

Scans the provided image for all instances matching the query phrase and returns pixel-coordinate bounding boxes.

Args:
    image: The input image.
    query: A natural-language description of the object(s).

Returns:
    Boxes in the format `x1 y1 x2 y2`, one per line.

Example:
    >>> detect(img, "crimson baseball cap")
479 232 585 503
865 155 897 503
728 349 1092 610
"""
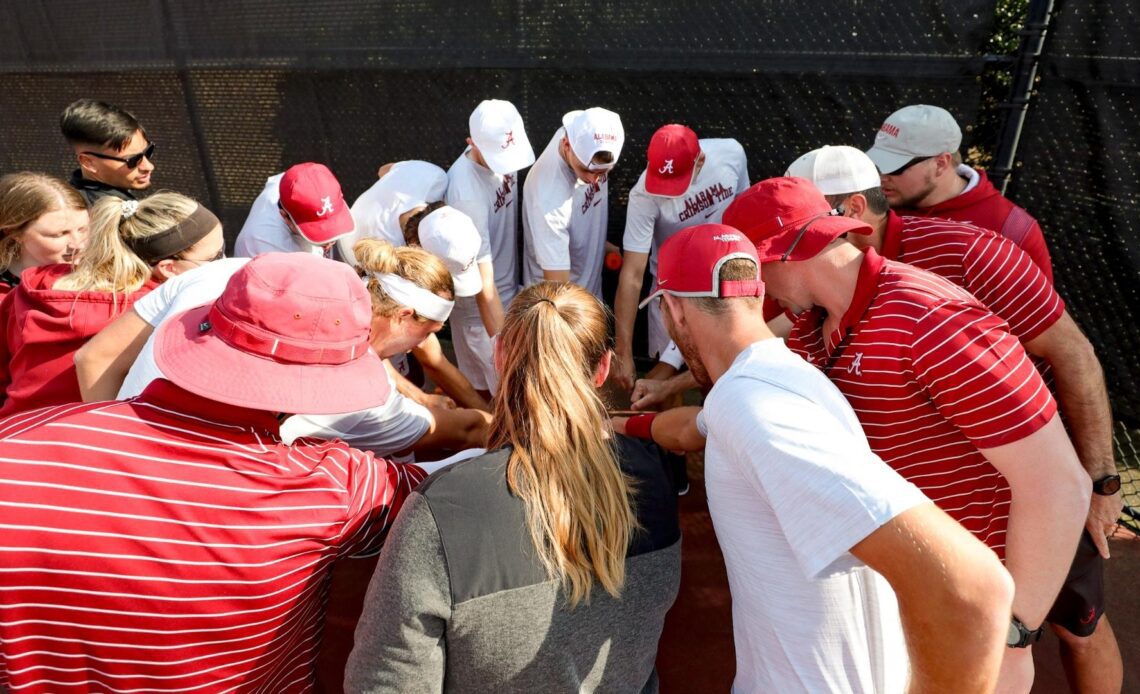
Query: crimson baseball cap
722 177 872 263
645 124 701 197
155 252 388 414
638 223 763 308
278 163 355 245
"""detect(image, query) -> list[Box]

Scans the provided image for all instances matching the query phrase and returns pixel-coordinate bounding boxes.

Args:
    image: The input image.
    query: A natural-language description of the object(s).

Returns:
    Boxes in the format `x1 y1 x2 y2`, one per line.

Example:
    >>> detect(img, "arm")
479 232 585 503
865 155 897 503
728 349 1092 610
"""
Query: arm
75 309 153 402
473 261 504 338
981 414 1090 628
612 250 650 392
631 370 696 411
412 334 490 411
409 406 492 458
386 359 456 410
344 493 449 694
612 406 705 454
542 269 570 283
850 502 1013 693
1023 310 1120 557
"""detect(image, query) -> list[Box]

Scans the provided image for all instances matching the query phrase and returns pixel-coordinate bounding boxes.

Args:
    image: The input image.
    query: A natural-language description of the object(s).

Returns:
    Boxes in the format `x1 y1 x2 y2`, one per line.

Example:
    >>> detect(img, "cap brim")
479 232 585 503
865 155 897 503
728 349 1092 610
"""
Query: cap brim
645 166 696 197
480 139 536 175
296 206 355 245
451 266 483 298
155 304 390 415
864 147 912 176
755 215 873 263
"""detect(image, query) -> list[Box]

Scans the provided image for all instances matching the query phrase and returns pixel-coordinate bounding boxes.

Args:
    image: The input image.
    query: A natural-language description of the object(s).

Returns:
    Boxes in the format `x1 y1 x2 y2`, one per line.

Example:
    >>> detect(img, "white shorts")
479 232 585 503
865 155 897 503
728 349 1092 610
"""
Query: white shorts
452 320 499 393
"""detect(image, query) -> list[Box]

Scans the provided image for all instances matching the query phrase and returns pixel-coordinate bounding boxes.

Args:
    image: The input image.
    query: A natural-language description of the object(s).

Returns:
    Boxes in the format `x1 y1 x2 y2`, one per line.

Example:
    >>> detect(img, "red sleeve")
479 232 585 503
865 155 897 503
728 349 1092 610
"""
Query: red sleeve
1001 207 1053 284
910 301 1057 449
341 453 429 559
960 232 1064 342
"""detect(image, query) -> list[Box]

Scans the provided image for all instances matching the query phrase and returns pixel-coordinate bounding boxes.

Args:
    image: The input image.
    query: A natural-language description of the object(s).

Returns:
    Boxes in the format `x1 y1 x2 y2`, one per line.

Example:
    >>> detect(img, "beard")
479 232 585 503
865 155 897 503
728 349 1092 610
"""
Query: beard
664 314 713 391
889 170 938 208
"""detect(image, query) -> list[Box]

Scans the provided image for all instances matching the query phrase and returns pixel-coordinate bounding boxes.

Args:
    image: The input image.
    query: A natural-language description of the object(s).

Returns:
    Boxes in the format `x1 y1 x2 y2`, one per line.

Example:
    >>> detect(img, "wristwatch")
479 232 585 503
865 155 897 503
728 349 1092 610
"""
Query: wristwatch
1092 474 1122 496
1007 616 1044 648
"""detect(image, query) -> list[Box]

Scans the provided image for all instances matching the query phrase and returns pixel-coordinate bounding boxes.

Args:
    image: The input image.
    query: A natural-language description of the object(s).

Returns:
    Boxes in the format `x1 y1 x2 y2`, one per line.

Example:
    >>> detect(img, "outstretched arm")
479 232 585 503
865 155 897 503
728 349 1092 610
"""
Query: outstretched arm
612 250 650 392
412 334 490 412
75 309 153 402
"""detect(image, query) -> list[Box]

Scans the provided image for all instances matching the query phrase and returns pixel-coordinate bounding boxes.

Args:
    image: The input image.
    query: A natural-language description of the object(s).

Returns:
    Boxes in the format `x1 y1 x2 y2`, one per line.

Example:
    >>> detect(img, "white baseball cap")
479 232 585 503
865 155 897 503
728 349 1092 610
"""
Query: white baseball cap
562 108 624 171
865 104 962 175
785 145 881 195
417 206 482 298
470 100 535 175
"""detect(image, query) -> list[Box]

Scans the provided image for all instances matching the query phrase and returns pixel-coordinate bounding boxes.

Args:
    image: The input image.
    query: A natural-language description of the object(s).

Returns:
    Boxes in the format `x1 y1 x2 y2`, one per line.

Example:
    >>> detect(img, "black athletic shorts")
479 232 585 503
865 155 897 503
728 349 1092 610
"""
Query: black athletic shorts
1045 530 1105 637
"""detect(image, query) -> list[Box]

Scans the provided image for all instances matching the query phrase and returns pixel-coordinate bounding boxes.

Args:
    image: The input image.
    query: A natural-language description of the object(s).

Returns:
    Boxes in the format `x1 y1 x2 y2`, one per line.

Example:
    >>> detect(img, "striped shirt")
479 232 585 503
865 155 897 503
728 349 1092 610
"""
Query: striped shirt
882 211 1064 342
0 379 427 693
785 250 1057 557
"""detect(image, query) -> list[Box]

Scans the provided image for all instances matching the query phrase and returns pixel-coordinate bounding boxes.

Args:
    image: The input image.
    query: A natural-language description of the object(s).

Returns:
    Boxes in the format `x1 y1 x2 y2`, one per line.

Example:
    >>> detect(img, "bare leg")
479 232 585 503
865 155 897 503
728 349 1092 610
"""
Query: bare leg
1052 614 1122 694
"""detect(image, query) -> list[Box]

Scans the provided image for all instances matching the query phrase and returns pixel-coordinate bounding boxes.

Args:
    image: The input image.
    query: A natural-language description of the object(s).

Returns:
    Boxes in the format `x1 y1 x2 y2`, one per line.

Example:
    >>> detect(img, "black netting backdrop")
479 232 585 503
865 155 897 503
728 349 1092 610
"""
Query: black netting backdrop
1008 0 1140 524
1 0 1137 522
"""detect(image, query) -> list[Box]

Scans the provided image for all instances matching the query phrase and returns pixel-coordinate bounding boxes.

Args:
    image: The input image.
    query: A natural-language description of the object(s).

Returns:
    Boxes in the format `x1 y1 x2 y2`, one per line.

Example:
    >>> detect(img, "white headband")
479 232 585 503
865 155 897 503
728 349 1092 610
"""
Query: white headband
371 272 454 322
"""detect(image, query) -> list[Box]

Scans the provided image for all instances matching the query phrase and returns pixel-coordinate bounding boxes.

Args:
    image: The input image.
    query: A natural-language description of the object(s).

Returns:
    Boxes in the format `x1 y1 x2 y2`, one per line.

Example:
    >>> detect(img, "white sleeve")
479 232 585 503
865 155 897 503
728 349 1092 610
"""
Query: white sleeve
448 197 493 263
525 193 573 271
733 141 750 194
659 340 685 369
281 392 433 458
131 274 183 327
709 377 928 578
621 182 657 254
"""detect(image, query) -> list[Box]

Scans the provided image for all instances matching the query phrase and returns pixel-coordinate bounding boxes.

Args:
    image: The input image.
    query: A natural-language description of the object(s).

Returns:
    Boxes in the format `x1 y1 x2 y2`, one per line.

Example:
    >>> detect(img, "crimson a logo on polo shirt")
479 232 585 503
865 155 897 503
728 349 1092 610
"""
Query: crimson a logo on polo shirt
847 352 864 376
493 174 514 214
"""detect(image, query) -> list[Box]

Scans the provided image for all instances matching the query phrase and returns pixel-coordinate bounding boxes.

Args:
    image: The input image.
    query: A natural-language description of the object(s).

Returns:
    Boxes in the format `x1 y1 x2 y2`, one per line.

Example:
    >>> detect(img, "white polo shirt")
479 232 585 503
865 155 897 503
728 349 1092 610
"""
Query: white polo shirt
447 148 520 306
233 174 308 257
700 338 926 694
343 161 450 257
521 129 609 299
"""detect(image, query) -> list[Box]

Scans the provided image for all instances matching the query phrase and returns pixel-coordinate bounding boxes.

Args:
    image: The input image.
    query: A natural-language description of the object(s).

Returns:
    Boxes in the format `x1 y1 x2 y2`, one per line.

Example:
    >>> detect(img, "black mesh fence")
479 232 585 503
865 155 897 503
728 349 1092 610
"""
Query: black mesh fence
0 0 1136 525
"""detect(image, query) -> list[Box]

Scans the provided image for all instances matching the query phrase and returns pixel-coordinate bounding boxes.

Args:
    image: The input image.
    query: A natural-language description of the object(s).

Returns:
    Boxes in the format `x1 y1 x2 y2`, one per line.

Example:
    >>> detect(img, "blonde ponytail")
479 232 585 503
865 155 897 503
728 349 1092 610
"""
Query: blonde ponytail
489 281 638 607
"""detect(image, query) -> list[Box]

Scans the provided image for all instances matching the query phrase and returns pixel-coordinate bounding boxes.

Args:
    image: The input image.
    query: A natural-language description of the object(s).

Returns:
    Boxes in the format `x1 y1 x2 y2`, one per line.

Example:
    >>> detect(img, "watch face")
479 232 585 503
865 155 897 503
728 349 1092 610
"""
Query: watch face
1096 475 1122 495
1006 620 1021 647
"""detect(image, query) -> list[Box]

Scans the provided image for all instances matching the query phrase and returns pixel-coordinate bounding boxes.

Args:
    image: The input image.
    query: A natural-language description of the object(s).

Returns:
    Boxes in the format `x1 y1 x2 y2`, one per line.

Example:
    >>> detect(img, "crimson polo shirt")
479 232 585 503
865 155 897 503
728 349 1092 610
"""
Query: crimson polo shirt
880 211 1065 343
0 379 427 693
785 249 1057 558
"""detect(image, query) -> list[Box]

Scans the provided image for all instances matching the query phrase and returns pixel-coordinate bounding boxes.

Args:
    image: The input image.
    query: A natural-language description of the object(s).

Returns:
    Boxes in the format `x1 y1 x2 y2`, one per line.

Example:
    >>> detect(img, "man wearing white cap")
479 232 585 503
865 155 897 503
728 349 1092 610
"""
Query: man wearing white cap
446 99 536 395
866 104 1054 282
611 124 748 392
522 107 624 299
234 162 356 257
788 144 1124 693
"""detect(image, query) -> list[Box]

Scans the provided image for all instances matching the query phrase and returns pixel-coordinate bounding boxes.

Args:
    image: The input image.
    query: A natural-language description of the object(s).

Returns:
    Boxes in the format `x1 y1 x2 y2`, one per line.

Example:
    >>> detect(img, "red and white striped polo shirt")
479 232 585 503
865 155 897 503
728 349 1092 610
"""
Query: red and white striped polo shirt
881 211 1064 342
0 379 427 693
785 249 1057 557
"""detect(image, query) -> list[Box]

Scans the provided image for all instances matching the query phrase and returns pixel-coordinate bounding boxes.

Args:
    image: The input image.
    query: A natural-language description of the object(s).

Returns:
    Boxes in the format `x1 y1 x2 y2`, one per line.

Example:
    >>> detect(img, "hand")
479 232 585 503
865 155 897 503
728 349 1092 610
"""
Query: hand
630 378 672 411
610 416 629 436
418 392 457 410
611 351 636 393
1086 491 1124 559
994 645 1034 694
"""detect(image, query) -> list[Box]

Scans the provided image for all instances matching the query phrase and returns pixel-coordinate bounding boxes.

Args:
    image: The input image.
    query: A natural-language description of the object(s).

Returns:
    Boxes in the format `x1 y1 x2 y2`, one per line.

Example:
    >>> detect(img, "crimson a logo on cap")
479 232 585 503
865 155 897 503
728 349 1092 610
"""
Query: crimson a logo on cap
880 123 901 138
501 130 515 149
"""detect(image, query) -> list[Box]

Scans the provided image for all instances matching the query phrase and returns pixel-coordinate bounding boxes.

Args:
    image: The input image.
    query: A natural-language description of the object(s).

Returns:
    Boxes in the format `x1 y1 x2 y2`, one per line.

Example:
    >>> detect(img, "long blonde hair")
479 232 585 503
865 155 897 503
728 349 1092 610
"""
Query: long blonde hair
54 192 198 293
489 281 638 607
352 238 454 318
0 172 87 273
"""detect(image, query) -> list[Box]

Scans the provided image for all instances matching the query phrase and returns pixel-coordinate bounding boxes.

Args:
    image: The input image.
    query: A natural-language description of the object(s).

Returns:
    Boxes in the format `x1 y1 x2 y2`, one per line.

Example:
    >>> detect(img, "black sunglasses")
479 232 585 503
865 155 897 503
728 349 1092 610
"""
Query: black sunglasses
83 141 156 169
168 247 226 266
884 155 933 176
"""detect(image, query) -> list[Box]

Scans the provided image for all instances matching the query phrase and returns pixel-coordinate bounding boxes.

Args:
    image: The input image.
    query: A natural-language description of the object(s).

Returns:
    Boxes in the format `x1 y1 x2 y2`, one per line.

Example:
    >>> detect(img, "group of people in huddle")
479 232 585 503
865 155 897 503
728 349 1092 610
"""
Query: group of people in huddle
0 95 1124 693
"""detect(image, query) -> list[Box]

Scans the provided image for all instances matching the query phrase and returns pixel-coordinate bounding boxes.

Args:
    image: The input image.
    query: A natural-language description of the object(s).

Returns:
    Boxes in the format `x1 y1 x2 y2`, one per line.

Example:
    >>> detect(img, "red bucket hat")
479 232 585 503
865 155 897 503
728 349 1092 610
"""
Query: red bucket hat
722 177 872 263
155 253 388 414
639 223 763 308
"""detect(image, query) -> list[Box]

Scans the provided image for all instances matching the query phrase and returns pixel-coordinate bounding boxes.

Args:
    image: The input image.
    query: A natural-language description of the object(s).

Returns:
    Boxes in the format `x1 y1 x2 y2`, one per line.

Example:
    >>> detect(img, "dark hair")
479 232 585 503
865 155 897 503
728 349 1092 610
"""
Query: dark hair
402 200 447 246
591 150 615 166
825 188 889 216
60 99 145 150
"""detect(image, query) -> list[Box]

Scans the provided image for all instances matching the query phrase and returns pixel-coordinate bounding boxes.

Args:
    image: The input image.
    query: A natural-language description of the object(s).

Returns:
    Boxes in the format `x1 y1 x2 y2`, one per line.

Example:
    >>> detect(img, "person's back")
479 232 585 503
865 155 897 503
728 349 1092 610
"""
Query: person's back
353 437 679 693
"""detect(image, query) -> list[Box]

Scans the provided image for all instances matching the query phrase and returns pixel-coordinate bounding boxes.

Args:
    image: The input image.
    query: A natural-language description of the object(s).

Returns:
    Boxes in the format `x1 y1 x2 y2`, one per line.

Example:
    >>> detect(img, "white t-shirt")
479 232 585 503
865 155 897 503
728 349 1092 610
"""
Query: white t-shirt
623 138 749 277
521 129 609 299
234 174 309 257
343 161 449 257
120 258 252 399
701 338 927 694
120 258 433 460
447 148 521 306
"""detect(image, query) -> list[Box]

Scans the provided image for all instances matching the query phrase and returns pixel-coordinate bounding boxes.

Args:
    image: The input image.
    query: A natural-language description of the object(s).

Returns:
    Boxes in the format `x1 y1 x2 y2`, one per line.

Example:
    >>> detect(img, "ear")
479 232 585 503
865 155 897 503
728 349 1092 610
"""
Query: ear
594 350 612 388
77 152 99 176
844 193 867 219
152 259 179 281
934 152 956 176
661 294 686 329
465 136 475 148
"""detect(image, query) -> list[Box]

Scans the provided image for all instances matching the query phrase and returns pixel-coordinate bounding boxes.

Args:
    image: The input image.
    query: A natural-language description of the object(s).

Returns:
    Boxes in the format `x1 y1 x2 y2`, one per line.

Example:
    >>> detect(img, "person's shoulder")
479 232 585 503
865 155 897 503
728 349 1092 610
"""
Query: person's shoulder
879 259 974 305
701 138 746 159
417 447 511 499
